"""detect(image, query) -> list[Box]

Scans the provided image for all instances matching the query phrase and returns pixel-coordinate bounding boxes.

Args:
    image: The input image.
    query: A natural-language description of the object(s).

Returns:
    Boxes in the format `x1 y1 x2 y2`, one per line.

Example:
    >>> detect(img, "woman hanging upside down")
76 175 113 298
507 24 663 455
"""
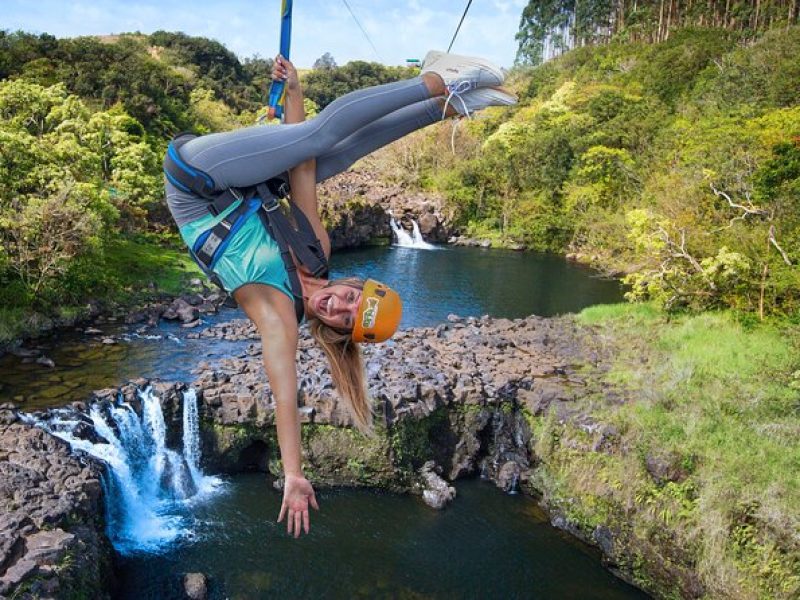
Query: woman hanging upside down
164 51 516 538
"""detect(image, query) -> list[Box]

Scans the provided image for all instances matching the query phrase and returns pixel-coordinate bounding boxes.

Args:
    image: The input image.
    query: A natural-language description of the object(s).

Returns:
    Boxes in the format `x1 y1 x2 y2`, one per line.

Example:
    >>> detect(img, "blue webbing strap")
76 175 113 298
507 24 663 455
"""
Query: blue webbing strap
164 134 329 323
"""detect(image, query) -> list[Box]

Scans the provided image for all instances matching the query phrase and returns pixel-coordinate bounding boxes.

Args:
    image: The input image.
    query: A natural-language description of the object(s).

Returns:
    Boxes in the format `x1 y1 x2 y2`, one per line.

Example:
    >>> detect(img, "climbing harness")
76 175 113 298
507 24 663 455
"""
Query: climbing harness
163 133 329 322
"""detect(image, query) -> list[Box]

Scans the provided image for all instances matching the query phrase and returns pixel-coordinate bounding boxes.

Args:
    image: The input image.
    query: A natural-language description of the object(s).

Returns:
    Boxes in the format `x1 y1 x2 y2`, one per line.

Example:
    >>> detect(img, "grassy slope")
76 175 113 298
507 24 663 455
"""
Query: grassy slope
531 304 800 598
0 237 203 346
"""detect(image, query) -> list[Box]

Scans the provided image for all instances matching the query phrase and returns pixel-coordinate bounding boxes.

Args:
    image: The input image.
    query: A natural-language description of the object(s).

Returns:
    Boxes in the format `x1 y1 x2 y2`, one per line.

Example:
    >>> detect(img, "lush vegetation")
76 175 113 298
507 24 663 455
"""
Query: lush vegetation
0 32 412 344
1 22 798 328
516 0 800 64
367 26 800 317
302 58 417 109
527 303 800 598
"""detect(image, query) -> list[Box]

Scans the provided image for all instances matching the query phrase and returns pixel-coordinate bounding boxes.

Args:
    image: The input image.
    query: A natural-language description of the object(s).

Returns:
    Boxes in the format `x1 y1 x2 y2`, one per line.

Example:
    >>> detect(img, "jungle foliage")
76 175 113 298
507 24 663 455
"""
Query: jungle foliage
367 26 800 317
0 32 415 331
515 0 800 64
0 30 267 325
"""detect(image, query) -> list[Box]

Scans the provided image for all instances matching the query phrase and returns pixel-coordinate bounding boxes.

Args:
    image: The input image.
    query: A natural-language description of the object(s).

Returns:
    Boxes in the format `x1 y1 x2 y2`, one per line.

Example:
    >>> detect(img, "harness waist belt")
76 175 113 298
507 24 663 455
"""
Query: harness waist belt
164 133 329 322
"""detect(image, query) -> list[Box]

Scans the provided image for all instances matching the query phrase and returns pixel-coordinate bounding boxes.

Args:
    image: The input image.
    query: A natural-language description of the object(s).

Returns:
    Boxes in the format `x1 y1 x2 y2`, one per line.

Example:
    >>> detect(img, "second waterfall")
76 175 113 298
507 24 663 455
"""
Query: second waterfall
26 387 223 554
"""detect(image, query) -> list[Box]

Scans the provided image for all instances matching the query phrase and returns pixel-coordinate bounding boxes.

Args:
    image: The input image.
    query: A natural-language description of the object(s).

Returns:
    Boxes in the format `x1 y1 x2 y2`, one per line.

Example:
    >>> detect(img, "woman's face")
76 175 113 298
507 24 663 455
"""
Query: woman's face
309 284 362 331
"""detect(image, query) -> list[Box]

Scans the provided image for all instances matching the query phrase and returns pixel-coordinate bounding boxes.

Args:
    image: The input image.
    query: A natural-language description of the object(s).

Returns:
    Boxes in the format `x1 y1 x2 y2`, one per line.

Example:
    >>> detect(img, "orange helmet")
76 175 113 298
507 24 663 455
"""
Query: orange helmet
352 279 402 343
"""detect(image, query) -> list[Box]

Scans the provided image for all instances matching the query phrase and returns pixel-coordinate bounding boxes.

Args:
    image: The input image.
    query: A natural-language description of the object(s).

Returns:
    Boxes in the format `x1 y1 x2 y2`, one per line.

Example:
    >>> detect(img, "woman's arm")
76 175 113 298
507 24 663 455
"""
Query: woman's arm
234 284 319 538
273 56 331 258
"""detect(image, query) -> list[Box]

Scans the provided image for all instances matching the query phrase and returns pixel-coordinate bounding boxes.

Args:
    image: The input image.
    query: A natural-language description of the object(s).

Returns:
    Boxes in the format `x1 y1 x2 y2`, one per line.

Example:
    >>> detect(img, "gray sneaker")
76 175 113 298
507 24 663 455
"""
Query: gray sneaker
421 49 505 90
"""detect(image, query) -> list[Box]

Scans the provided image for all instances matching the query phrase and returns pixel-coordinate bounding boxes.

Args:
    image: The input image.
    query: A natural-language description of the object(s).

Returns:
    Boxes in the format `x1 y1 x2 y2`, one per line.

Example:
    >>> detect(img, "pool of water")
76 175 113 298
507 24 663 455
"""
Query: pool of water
117 475 647 600
329 245 624 325
1 245 623 410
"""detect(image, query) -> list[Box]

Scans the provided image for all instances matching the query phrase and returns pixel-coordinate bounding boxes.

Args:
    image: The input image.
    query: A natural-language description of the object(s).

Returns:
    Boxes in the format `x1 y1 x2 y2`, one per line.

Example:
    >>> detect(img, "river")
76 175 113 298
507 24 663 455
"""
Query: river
1 245 623 410
7 244 644 599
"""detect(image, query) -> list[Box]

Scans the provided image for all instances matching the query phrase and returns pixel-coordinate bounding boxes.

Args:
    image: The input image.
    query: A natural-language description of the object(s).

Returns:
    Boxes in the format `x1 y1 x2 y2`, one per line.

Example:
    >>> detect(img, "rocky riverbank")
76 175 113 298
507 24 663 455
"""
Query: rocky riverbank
3 310 720 598
0 407 112 599
318 170 455 247
3 316 692 595
1 168 453 357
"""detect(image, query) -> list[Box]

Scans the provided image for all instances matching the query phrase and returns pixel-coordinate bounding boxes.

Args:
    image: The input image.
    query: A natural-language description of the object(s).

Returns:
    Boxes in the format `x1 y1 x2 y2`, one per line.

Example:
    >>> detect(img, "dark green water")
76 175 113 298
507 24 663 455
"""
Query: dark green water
1 246 623 409
329 245 624 325
118 476 647 600
5 246 639 597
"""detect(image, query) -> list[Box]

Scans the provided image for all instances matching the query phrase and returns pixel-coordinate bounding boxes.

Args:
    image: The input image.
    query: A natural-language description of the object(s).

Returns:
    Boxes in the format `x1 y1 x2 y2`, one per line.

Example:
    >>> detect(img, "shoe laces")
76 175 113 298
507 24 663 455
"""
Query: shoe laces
442 80 474 120
442 80 474 154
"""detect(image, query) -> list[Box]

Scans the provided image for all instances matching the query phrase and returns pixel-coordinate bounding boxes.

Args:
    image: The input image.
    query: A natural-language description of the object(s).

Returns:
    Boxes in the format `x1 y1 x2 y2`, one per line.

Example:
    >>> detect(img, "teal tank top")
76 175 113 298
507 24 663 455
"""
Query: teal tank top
179 200 294 302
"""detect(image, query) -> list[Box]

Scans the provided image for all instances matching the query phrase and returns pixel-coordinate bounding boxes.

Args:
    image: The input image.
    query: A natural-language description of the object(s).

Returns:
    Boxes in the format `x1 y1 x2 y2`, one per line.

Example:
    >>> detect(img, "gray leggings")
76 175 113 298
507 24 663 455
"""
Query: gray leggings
167 77 442 226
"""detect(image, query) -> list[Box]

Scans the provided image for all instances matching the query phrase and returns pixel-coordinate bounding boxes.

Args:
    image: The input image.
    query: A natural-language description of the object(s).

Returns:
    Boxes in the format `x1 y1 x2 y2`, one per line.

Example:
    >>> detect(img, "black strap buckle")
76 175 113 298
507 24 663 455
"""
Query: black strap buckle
266 176 291 199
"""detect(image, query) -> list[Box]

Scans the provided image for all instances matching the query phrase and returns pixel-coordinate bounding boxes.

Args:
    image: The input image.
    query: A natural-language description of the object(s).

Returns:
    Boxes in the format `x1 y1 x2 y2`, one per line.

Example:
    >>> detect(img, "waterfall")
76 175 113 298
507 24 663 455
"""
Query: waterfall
389 214 437 250
26 387 222 554
182 388 216 495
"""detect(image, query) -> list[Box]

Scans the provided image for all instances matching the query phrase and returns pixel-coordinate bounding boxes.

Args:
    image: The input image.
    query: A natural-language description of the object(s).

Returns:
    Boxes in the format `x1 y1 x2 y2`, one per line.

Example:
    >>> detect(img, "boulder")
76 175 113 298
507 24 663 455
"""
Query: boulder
162 298 200 323
184 572 208 600
35 356 55 368
418 461 456 510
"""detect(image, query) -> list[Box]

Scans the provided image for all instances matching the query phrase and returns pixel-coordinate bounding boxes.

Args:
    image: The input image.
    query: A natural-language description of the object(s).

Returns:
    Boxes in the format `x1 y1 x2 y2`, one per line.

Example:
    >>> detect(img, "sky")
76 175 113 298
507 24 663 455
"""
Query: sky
3 0 528 68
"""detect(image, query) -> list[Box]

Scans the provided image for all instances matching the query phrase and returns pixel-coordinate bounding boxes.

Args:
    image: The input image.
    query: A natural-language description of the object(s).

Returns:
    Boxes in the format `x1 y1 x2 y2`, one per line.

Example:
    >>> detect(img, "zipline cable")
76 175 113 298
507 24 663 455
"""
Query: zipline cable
341 0 383 61
447 0 474 53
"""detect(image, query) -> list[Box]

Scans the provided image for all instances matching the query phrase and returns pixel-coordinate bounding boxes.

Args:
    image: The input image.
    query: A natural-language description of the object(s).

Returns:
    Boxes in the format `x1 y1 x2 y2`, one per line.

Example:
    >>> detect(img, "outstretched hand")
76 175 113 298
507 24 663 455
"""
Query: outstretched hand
278 473 320 538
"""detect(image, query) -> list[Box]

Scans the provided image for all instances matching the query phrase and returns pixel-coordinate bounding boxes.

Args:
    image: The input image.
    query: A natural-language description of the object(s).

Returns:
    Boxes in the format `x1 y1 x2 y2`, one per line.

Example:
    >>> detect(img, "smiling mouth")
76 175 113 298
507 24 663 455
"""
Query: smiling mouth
317 293 331 316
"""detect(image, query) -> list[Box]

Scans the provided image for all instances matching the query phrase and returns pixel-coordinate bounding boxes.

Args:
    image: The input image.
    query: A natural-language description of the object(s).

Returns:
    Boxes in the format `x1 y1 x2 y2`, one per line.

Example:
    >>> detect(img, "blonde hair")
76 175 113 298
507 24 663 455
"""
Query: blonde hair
307 277 374 435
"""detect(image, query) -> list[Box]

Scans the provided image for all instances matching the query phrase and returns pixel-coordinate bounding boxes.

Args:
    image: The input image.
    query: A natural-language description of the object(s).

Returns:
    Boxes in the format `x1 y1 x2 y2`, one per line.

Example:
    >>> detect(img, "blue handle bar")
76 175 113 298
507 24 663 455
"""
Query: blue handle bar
267 0 293 120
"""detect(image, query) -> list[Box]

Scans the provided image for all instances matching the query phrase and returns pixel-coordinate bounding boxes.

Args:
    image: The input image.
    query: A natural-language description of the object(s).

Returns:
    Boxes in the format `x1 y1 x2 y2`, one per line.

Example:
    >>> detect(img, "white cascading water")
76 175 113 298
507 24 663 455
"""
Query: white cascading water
26 387 222 554
389 214 437 250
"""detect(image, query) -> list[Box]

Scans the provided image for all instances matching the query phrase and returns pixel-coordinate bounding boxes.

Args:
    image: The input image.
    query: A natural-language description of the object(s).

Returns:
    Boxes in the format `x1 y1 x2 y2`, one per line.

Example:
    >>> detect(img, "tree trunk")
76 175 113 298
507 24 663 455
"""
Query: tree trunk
754 0 761 30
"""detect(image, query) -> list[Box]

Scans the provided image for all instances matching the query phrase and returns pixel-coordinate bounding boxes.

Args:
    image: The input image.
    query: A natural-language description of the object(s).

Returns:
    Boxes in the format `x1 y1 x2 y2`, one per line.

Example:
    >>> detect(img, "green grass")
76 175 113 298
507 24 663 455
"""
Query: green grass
102 235 203 298
536 303 800 597
0 235 203 346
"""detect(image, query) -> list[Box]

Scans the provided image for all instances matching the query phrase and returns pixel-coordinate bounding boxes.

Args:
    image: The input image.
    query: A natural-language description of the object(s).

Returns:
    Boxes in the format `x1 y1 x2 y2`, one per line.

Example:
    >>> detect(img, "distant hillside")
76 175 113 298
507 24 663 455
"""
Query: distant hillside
365 26 800 316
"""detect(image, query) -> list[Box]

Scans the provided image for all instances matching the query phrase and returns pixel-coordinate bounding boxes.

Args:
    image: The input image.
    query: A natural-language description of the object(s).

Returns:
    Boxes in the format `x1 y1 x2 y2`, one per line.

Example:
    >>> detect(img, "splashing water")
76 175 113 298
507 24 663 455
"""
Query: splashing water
389 215 437 250
26 387 223 554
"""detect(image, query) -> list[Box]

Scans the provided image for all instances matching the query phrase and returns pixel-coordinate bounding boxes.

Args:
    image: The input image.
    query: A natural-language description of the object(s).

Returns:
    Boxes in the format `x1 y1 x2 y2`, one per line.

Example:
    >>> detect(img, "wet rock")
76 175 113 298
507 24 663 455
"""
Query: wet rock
417 461 456 510
84 327 103 335
124 311 147 325
417 213 440 239
182 319 202 329
163 298 200 324
183 570 209 599
197 302 217 314
35 356 55 368
147 305 166 327
496 461 522 493
102 337 116 345
183 294 205 307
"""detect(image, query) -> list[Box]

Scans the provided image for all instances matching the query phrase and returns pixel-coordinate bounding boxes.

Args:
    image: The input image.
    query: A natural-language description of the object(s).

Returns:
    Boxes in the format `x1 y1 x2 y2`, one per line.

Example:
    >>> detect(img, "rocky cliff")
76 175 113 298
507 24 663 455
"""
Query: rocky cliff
2 312 711 598
0 408 112 599
318 170 455 247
